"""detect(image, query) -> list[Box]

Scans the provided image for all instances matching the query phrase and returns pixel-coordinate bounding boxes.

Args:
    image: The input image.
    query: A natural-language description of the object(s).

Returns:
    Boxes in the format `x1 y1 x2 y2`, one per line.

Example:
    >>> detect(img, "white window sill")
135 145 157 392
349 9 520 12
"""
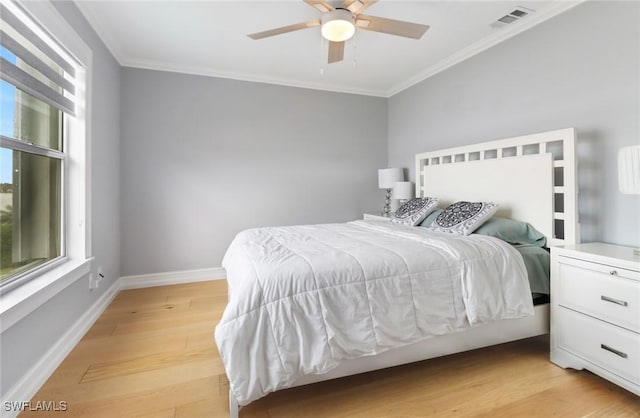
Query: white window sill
0 258 93 333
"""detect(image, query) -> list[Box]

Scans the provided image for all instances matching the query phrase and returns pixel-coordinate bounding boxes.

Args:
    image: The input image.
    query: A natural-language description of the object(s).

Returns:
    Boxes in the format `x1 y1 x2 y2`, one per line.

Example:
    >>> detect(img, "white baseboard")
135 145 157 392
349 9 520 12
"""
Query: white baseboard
1 267 226 417
119 267 226 290
1 279 120 418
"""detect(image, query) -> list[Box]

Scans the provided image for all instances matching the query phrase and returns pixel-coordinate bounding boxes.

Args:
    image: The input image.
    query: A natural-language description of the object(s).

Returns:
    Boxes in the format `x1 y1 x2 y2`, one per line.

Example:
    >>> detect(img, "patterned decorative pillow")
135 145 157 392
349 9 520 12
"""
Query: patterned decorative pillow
426 201 499 235
391 197 439 226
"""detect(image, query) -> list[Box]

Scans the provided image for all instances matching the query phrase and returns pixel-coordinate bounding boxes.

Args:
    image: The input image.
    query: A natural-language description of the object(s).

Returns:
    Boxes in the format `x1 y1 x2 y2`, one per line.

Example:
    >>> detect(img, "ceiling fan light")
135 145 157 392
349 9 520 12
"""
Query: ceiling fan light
322 20 355 42
321 9 355 42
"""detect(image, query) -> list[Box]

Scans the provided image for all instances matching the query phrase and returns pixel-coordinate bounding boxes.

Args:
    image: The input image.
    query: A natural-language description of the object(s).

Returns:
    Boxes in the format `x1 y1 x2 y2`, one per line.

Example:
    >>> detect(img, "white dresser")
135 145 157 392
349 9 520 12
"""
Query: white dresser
550 243 640 395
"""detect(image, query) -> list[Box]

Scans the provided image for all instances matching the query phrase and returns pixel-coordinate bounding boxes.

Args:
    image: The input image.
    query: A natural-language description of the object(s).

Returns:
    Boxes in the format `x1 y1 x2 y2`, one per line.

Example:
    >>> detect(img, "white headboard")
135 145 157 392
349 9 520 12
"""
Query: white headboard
415 128 578 246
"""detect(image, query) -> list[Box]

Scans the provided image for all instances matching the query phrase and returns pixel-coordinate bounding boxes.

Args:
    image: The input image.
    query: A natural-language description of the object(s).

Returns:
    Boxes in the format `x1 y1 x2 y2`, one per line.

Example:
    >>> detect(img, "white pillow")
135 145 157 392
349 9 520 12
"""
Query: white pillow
391 197 439 226
426 201 498 235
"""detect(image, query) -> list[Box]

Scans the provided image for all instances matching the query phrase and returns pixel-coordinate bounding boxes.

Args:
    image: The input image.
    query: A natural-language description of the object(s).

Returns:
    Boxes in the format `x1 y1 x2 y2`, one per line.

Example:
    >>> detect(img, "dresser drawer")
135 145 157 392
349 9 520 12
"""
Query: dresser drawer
557 257 640 333
557 307 640 385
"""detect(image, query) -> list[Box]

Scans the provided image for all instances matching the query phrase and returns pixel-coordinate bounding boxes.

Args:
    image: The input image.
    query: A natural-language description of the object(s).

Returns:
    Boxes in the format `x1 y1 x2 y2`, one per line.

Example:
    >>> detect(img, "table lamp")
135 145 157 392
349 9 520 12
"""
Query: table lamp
378 168 404 217
393 181 414 205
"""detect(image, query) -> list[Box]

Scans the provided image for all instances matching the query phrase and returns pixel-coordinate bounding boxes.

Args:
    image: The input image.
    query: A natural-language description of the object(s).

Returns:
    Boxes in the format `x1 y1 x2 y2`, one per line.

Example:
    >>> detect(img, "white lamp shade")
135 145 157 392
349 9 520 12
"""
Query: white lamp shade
393 181 414 200
378 168 404 189
618 145 640 194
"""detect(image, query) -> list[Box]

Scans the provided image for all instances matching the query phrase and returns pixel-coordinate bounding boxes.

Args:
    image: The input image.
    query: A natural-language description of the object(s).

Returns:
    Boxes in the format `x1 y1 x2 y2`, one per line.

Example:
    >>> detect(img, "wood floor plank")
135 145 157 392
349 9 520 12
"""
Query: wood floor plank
100 299 191 319
189 294 228 308
111 310 218 336
474 374 640 418
130 407 176 418
80 320 117 340
21 280 640 418
67 333 188 361
88 320 213 343
186 331 218 349
33 377 221 418
175 398 228 418
34 358 225 407
81 347 218 383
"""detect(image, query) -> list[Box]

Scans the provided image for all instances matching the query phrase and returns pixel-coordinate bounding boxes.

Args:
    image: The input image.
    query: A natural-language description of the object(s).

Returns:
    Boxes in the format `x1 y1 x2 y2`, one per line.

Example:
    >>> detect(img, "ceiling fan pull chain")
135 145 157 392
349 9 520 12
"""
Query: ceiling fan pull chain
319 35 326 75
352 35 358 68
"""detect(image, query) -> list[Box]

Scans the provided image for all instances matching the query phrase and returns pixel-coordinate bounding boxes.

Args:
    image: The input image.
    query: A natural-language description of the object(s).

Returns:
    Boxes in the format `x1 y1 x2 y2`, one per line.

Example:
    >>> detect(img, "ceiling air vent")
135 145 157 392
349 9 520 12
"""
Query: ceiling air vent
498 15 518 24
495 7 534 25
510 9 529 17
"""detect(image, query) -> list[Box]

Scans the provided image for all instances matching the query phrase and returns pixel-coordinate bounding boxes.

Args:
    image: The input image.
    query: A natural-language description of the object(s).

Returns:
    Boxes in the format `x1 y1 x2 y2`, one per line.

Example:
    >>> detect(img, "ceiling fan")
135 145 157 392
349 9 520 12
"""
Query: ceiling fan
248 0 429 64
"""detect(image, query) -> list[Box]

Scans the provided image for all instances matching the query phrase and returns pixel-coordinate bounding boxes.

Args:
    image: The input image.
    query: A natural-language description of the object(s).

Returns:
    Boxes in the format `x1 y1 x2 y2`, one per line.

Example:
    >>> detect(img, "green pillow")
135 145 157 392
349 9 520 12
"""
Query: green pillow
473 216 546 247
419 209 443 227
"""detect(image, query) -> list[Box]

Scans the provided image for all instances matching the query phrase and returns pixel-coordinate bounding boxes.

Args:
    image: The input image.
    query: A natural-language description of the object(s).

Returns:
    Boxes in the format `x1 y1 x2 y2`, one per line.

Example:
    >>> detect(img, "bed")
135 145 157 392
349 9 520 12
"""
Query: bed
215 128 579 417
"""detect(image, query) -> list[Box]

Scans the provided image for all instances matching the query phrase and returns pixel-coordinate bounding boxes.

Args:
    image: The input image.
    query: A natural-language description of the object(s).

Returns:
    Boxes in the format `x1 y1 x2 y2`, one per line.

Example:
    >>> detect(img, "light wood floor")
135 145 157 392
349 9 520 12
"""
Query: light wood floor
23 281 639 417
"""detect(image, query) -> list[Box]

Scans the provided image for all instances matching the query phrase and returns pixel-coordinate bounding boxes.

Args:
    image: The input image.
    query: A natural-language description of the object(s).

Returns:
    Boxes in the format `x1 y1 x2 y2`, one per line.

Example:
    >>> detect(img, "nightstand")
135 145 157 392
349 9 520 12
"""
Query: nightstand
550 243 640 395
363 213 392 221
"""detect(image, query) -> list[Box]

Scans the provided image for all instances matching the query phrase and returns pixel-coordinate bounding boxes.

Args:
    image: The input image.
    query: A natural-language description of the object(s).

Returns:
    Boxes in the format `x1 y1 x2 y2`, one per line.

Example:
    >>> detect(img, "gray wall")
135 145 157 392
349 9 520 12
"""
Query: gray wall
1 1 121 396
120 69 387 276
388 1 640 248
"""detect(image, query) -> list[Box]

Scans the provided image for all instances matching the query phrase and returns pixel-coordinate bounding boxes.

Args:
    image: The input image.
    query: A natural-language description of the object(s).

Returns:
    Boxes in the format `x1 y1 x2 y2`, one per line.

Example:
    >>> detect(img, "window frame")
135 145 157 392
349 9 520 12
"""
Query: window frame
0 134 67 292
0 0 93 332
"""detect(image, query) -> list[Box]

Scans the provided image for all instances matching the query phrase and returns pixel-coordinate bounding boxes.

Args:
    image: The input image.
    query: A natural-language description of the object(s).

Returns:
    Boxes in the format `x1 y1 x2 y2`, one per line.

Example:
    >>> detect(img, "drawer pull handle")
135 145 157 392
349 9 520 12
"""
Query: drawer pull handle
601 344 628 359
601 295 628 307
609 270 618 276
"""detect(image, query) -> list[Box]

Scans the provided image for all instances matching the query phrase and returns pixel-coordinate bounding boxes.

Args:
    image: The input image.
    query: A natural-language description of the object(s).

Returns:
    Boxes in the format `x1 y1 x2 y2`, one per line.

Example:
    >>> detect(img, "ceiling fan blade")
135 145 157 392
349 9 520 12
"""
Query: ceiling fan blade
356 14 429 39
341 0 378 14
248 19 321 40
328 41 345 64
303 0 334 13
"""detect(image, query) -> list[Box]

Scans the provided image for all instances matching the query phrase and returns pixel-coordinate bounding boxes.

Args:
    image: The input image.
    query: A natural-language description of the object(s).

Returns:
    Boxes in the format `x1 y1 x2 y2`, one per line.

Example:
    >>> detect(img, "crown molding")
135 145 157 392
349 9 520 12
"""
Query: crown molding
386 0 587 97
121 58 389 97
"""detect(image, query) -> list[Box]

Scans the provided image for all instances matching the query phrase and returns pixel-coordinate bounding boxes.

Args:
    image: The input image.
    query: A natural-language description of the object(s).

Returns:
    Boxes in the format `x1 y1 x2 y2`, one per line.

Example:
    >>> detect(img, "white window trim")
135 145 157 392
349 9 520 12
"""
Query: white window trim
0 0 93 333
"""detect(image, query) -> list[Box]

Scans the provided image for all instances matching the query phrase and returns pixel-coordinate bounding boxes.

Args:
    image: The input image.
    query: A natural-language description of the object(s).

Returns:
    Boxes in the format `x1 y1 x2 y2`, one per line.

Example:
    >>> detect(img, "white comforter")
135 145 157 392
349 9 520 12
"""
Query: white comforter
215 220 533 405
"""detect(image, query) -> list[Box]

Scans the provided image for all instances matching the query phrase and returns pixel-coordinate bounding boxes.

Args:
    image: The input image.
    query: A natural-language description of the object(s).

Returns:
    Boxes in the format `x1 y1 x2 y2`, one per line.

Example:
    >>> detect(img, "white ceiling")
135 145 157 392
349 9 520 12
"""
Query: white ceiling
74 0 582 97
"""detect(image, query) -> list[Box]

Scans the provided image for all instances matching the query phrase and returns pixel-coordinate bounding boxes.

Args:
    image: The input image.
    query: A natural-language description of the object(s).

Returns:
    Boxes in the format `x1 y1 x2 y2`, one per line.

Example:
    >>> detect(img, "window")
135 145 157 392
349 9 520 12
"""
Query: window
0 0 82 290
